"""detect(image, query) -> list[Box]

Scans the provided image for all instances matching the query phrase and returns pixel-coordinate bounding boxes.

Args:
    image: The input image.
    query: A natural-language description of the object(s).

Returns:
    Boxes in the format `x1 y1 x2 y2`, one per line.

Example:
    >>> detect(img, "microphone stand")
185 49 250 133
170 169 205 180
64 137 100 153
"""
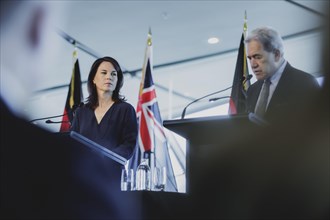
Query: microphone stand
181 86 232 119
28 102 83 124
29 113 67 124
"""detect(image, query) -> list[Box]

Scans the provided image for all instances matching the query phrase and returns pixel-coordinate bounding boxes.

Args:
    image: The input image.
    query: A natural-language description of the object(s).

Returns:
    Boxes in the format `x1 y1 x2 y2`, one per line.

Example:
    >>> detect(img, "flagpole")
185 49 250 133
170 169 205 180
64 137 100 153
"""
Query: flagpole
243 11 250 92
139 28 152 96
228 11 251 115
148 28 156 189
60 45 83 132
244 10 248 38
134 28 178 191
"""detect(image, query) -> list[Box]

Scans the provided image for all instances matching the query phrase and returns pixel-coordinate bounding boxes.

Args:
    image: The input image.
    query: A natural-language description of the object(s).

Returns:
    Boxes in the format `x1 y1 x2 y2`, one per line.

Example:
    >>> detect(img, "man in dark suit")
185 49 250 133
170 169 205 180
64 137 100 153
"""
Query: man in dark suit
188 22 329 220
0 1 141 219
245 26 320 124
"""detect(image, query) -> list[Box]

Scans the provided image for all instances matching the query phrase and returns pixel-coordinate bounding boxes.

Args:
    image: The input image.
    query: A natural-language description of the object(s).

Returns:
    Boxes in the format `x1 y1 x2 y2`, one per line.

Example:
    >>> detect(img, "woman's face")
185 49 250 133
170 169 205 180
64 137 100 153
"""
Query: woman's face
93 61 118 93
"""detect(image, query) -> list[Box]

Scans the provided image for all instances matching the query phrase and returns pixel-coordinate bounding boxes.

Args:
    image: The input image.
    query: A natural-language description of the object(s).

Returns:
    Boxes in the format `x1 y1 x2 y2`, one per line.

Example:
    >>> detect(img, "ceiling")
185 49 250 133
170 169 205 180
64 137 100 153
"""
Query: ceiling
29 0 329 130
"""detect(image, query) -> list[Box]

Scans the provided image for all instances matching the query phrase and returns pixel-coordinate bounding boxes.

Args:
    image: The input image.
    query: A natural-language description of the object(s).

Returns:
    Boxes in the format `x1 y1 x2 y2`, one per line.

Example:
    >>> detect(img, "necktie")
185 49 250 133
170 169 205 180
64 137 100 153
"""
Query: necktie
255 78 271 118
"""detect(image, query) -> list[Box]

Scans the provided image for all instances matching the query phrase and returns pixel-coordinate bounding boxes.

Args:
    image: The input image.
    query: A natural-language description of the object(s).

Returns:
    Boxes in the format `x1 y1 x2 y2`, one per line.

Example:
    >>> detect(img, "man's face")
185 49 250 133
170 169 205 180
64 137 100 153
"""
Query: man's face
247 40 278 81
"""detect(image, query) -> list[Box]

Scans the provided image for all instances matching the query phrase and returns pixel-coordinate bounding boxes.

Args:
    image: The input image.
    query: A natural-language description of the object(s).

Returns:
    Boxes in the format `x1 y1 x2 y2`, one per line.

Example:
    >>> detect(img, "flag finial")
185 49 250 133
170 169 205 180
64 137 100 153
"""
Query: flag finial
73 41 78 59
243 10 248 37
148 27 152 46
73 48 77 59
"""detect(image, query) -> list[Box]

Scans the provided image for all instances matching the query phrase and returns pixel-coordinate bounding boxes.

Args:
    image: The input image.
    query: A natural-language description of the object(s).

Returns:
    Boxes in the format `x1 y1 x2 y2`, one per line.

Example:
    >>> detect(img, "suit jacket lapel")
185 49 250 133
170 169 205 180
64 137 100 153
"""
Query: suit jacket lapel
267 63 292 111
250 81 263 111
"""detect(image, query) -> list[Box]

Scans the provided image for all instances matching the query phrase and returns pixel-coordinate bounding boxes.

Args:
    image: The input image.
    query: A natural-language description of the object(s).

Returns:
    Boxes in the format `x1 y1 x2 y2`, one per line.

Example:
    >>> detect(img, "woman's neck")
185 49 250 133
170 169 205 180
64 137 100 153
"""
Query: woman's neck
97 92 113 107
94 93 114 124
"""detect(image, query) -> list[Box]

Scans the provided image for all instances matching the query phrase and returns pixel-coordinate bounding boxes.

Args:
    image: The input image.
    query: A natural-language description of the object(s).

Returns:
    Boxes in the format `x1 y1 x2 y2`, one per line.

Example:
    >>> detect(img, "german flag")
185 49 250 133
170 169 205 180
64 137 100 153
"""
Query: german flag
228 13 250 115
59 50 83 132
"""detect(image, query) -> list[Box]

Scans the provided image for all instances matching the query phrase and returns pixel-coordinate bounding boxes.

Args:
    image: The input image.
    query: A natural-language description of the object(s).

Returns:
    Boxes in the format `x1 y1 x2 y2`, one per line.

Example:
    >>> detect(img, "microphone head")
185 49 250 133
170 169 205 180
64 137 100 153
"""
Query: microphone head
241 74 253 82
46 120 70 124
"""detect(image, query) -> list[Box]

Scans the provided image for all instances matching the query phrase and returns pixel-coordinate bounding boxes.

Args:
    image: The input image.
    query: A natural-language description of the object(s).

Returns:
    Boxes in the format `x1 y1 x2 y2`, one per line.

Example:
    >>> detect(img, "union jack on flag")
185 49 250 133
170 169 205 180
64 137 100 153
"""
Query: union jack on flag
136 33 166 153
129 29 178 192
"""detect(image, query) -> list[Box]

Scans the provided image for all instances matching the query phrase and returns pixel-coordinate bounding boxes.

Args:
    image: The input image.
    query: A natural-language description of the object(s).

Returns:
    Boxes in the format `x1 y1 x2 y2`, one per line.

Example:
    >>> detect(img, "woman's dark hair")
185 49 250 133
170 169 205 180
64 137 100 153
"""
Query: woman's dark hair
86 56 125 109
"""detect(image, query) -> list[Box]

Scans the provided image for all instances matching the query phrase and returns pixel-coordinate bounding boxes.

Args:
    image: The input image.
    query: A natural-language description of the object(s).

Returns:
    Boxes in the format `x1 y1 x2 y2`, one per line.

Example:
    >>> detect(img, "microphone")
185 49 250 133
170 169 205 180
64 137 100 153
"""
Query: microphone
45 120 70 124
29 102 84 124
29 113 67 124
207 75 253 103
240 74 253 99
242 74 253 84
181 86 232 119
209 96 230 102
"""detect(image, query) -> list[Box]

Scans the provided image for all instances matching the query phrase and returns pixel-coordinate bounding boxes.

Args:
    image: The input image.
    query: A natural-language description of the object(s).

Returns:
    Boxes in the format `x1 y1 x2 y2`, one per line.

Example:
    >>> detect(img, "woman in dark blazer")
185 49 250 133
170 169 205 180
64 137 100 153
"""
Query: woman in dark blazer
70 57 138 160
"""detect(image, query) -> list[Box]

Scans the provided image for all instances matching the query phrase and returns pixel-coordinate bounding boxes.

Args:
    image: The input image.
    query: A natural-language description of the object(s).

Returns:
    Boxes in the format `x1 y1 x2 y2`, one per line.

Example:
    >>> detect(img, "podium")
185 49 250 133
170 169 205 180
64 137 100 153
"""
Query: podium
53 131 124 190
163 114 260 193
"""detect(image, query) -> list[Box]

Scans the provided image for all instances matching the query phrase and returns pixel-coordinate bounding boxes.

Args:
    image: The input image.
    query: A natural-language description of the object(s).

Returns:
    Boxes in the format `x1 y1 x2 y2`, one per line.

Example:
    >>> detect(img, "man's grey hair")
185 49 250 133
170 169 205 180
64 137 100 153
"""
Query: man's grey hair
245 26 284 57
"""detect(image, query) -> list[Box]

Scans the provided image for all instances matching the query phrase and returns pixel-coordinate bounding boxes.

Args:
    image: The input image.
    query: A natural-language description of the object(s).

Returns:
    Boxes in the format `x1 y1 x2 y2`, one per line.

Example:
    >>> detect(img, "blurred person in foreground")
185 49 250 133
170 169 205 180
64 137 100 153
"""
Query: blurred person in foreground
245 26 320 124
0 1 140 219
189 19 329 220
